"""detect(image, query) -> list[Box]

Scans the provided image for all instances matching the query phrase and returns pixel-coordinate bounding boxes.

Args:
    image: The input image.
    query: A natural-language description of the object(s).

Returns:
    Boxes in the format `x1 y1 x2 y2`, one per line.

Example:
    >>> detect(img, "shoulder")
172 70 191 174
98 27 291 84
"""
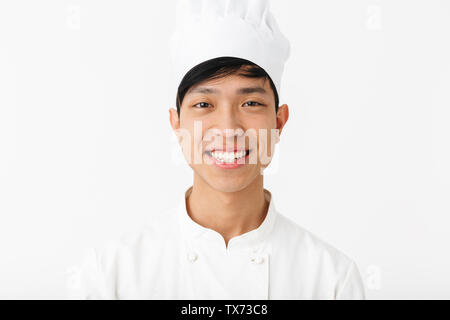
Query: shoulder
96 205 180 263
272 213 366 299
274 213 353 264
65 205 179 299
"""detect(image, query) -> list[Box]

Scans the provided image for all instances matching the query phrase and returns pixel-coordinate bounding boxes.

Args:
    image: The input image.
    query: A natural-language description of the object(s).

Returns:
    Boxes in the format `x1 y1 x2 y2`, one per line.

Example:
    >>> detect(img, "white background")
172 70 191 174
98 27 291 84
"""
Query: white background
0 0 449 299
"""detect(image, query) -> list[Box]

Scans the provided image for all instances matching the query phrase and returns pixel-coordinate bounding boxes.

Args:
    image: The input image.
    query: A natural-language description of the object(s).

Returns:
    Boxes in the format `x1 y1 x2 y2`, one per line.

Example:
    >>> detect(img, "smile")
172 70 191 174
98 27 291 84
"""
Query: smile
204 149 251 163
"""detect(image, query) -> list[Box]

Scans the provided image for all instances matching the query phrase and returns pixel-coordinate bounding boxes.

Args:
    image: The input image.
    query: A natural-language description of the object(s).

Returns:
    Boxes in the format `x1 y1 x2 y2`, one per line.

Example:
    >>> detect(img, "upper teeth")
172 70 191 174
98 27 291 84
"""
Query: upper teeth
210 150 247 162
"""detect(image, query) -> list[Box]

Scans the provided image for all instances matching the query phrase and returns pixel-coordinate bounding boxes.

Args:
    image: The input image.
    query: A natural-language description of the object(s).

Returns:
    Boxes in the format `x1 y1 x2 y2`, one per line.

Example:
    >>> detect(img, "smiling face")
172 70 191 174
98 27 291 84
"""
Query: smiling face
169 66 289 193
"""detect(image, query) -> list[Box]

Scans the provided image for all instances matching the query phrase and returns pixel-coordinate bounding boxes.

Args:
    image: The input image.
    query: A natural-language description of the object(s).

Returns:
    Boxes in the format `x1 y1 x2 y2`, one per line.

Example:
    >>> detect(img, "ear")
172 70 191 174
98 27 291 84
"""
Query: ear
276 104 289 142
169 108 180 131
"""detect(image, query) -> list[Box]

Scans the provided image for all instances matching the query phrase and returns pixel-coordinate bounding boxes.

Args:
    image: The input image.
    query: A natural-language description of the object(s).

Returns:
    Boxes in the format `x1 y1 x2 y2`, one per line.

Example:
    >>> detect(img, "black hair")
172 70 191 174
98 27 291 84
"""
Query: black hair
175 56 279 118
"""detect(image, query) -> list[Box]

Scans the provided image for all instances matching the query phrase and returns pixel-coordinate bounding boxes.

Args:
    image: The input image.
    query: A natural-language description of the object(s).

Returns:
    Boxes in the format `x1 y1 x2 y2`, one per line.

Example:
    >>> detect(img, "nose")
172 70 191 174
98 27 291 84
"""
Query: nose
216 105 242 132
209 128 245 149
208 106 246 148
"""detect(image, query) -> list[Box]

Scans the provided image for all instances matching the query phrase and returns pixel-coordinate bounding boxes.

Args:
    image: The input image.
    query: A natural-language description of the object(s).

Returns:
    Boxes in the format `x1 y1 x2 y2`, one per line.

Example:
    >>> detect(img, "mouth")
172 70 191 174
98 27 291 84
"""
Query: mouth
204 149 251 164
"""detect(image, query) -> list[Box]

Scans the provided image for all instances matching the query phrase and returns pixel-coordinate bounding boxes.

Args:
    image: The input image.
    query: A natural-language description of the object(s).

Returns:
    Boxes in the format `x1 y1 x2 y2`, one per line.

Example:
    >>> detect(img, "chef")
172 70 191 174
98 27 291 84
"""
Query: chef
66 0 366 299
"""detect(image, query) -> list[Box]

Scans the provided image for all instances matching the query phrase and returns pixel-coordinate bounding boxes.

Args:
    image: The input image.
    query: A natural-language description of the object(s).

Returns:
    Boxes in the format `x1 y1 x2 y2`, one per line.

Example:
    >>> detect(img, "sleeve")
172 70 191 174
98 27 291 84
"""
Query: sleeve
335 261 366 300
64 247 113 300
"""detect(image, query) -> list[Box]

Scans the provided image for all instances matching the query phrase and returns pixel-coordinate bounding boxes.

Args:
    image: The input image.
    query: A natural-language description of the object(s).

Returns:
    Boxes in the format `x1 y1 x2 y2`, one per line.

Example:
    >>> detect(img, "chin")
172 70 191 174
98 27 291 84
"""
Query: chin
208 174 260 193
210 183 249 194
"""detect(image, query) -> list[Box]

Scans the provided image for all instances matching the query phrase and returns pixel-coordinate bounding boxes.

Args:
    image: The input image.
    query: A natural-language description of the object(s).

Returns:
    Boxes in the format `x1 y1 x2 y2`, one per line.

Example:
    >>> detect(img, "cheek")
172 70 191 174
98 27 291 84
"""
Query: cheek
256 126 278 159
246 116 276 133
177 131 193 162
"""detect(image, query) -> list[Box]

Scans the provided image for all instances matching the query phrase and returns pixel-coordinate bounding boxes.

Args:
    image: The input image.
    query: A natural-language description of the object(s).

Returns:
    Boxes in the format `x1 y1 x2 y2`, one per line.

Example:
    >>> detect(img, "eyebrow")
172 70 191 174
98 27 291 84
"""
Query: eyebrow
188 86 268 96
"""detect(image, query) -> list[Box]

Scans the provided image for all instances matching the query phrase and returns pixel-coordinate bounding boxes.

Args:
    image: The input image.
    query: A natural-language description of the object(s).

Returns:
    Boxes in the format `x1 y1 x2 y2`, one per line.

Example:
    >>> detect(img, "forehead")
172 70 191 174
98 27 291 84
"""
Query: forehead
186 73 272 98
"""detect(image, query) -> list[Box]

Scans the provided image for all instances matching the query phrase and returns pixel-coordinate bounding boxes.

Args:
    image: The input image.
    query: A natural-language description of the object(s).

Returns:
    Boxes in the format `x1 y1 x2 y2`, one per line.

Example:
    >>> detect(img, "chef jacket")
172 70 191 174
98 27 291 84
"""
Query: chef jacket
65 186 366 299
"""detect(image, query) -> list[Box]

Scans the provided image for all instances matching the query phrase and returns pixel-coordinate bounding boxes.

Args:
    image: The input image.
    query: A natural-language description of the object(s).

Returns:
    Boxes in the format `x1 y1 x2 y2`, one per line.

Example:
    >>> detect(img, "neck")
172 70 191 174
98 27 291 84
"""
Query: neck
186 174 269 248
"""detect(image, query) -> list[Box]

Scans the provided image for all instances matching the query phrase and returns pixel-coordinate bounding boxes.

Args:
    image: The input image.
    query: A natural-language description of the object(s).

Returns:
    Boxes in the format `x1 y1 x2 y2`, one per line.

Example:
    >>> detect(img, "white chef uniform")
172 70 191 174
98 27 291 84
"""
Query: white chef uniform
65 186 366 299
65 0 366 300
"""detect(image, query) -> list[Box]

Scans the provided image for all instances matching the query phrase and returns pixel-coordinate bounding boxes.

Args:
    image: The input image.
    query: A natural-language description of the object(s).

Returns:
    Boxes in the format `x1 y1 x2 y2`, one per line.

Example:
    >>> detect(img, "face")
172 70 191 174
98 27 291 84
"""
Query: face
169 69 289 193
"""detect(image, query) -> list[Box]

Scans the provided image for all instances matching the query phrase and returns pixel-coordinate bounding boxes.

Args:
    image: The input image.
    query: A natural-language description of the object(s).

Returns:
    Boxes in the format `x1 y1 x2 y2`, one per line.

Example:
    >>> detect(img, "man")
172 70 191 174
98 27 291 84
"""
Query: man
66 0 365 299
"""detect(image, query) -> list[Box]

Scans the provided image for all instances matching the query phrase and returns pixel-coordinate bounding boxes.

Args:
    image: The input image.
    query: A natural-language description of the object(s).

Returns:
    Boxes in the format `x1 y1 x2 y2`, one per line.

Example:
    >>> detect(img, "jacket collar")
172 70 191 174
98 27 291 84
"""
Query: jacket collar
177 185 278 252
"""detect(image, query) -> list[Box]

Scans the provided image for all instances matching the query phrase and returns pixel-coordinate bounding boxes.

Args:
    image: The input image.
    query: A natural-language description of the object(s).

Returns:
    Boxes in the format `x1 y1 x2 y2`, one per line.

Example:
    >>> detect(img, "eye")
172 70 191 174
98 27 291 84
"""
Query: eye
193 102 211 108
243 101 264 107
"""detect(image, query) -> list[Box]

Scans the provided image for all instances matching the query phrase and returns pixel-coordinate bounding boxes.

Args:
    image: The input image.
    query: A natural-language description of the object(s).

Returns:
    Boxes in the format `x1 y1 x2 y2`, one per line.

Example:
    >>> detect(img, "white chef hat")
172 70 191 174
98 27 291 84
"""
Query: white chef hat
168 0 291 104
